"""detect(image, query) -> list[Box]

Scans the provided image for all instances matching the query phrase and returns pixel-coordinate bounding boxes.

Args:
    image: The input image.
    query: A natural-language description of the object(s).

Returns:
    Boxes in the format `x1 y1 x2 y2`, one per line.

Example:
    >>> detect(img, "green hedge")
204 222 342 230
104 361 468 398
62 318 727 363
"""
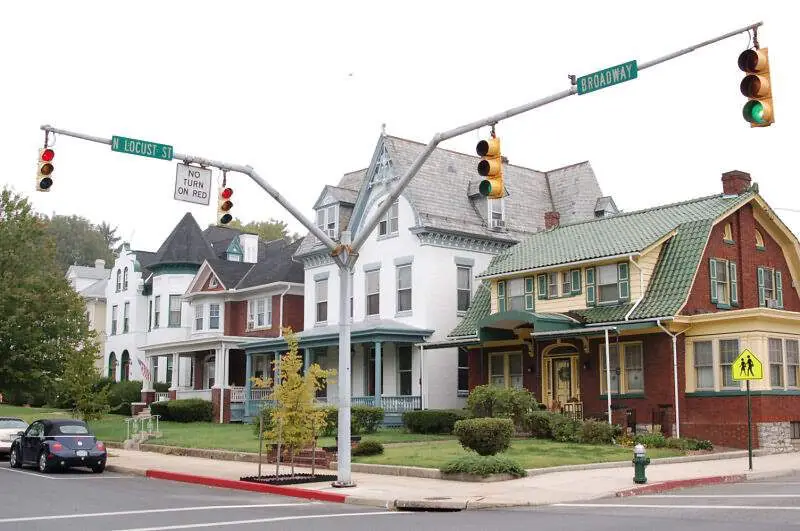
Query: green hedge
149 401 169 419
525 411 556 439
466 385 537 428
352 440 384 456
578 419 616 445
150 399 213 422
108 381 142 408
453 417 514 456
319 405 384 436
441 455 527 478
153 381 170 393
402 409 469 434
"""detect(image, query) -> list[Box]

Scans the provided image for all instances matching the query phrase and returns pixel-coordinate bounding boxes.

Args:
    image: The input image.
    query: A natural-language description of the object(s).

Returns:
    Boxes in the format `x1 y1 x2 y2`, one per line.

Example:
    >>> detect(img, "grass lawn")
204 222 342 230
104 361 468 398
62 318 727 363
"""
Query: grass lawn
352 438 684 470
0 404 74 423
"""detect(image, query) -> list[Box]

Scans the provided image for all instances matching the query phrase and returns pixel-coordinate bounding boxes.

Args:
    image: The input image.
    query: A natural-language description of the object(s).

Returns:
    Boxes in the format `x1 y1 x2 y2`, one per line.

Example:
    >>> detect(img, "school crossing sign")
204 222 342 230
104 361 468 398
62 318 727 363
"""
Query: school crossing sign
732 348 764 381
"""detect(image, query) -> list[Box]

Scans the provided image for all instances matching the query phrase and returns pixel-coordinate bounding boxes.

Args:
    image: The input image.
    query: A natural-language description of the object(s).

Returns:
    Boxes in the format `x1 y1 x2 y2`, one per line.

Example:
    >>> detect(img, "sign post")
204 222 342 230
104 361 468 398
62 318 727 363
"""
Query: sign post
731 348 764 470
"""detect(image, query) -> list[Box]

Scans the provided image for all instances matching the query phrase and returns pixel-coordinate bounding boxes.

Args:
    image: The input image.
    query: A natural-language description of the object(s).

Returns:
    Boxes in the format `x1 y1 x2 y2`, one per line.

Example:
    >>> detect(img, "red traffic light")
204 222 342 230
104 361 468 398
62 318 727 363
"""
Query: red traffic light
41 148 55 162
221 187 233 199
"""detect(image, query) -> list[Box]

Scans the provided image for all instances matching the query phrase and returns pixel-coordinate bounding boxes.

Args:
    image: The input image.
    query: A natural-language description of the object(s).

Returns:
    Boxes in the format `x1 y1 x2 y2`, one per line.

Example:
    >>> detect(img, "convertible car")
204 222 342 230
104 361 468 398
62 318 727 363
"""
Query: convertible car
9 418 106 473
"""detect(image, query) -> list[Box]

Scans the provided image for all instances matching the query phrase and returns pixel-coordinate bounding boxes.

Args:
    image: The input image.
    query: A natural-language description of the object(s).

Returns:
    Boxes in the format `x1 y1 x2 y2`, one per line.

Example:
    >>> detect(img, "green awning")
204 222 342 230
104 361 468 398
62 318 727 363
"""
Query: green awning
477 311 581 342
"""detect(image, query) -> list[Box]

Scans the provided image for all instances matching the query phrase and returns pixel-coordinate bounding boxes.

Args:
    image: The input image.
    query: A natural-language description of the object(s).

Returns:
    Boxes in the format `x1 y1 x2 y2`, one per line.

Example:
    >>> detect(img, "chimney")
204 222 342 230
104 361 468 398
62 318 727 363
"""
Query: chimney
722 170 751 195
545 211 560 230
95 259 106 270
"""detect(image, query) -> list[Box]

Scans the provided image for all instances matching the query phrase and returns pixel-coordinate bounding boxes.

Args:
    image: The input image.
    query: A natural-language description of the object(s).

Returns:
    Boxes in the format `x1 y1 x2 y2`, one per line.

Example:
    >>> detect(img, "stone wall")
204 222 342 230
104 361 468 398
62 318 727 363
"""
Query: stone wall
758 422 794 452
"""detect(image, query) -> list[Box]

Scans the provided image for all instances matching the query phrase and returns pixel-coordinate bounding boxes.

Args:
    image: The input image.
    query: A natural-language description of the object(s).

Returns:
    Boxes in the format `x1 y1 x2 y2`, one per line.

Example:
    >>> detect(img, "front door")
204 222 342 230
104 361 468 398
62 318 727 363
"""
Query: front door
551 357 573 407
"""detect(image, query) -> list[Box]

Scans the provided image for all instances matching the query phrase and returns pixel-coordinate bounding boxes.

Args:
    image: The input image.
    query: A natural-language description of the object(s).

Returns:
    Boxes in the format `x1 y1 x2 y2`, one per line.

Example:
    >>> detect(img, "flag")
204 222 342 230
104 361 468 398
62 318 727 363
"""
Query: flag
138 357 151 381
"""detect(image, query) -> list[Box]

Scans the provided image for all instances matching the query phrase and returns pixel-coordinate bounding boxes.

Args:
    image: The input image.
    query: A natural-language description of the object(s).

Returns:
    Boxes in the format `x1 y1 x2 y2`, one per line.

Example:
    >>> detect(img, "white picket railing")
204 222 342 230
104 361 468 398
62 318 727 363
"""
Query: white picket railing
250 388 272 401
154 392 169 402
230 386 245 403
125 415 161 441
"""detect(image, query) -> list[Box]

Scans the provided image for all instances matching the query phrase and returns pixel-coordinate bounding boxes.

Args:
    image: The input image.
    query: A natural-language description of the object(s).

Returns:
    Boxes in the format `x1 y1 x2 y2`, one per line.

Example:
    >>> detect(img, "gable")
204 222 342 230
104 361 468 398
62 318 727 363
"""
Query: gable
226 237 243 257
348 136 398 233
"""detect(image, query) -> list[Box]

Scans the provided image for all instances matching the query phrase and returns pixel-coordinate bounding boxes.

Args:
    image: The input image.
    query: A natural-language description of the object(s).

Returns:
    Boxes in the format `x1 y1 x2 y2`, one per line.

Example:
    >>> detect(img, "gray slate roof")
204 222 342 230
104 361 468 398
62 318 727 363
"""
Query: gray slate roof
79 278 108 299
150 213 217 269
237 239 304 288
66 265 110 281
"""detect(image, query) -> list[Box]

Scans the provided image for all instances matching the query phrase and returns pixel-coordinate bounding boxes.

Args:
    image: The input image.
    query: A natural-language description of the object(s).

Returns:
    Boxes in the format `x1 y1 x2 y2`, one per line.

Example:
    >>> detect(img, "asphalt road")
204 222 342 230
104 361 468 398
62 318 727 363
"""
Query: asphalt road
2 459 800 530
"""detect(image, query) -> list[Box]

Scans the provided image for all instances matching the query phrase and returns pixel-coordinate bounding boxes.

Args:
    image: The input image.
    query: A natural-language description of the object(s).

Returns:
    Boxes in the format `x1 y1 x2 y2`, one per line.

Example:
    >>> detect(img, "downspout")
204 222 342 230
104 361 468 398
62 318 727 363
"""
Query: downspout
624 255 644 321
656 319 689 439
277 283 292 337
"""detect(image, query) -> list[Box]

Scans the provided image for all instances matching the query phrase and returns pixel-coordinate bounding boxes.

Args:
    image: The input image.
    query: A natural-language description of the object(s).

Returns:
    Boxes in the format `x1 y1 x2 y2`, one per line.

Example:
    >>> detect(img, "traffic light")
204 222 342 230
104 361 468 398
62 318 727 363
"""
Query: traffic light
217 186 233 225
476 136 503 198
738 47 774 127
36 147 55 191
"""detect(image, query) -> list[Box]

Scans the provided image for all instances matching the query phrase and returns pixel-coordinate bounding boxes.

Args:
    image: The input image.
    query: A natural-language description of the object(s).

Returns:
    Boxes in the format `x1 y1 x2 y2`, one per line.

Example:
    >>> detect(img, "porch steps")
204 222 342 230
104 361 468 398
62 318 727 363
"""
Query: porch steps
135 407 151 418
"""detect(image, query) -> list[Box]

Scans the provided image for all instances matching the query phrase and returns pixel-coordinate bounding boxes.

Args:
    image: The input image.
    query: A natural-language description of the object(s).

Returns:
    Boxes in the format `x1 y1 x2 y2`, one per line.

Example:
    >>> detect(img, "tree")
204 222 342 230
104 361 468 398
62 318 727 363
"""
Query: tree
227 218 301 242
45 214 115 273
0 188 97 404
59 337 109 421
252 328 334 477
97 221 121 251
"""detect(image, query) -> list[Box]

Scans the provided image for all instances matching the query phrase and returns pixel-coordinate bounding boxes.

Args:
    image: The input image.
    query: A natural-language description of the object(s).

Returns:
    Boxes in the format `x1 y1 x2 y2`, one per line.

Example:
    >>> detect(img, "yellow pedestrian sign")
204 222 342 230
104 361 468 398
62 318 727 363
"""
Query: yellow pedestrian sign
732 348 763 380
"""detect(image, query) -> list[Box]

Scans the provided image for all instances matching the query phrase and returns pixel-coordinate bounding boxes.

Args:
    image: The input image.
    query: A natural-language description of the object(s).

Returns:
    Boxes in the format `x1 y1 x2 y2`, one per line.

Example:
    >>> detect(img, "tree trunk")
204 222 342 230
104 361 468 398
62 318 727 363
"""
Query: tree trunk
275 420 282 477
290 447 295 479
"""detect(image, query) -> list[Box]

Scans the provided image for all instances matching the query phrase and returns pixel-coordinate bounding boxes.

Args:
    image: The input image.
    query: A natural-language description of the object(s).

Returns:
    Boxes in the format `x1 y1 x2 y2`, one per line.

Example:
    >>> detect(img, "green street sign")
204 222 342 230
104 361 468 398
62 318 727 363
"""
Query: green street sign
576 60 638 95
111 135 173 161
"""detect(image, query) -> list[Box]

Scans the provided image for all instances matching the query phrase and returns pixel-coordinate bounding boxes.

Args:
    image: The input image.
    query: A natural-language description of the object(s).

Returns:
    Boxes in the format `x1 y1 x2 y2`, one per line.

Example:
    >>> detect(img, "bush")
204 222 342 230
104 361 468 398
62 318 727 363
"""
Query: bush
320 405 384 436
149 400 170 419
466 385 536 428
550 415 582 443
320 406 339 436
352 440 384 456
252 405 276 437
167 398 213 422
578 419 616 445
108 381 143 408
402 409 469 434
153 381 170 393
687 438 713 451
634 432 667 448
440 455 527 478
525 411 557 439
453 417 514 456
109 402 132 416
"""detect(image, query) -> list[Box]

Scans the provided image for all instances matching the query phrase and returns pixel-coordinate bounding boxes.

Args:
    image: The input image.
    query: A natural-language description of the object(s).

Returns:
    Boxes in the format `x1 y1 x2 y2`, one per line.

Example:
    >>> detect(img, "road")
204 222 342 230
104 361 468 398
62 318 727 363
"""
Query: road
1 460 799 530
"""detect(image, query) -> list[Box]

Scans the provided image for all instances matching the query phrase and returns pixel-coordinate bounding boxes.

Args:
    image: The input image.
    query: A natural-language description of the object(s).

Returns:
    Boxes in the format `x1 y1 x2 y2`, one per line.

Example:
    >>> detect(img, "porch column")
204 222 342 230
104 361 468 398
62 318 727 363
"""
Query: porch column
213 347 224 388
170 353 180 390
244 352 253 418
374 342 382 408
274 351 281 382
142 355 154 392
303 348 311 373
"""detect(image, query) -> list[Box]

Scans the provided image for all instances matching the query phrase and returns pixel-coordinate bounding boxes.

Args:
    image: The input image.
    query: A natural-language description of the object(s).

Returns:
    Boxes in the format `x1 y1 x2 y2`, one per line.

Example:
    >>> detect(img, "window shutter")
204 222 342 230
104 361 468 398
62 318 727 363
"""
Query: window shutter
618 262 629 301
776 270 784 308
757 267 766 307
710 259 718 303
586 267 596 306
497 281 506 312
537 274 548 300
524 277 535 311
571 269 581 294
729 261 738 306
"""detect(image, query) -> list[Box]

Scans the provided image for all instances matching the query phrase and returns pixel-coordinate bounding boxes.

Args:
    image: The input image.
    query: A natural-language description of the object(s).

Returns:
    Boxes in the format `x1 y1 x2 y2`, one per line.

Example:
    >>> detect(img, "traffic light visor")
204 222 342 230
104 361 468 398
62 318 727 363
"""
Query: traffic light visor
740 74 771 98
221 187 233 199
476 138 500 157
478 158 502 177
738 49 768 73
743 100 772 125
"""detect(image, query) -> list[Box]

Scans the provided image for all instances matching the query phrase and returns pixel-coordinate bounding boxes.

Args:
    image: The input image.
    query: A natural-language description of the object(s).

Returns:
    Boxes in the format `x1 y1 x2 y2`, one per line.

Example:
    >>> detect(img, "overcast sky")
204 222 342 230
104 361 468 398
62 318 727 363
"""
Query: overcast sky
2 1 796 252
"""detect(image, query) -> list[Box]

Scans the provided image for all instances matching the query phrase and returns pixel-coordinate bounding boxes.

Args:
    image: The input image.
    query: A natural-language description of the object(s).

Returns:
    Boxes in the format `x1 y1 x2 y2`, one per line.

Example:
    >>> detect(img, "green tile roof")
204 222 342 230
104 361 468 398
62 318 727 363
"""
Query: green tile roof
572 303 634 324
448 282 490 337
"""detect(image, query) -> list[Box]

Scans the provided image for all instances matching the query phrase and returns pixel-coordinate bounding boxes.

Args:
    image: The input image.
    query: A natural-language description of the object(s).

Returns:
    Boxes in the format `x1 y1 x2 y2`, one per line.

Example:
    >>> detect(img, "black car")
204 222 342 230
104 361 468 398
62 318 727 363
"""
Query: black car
9 419 107 473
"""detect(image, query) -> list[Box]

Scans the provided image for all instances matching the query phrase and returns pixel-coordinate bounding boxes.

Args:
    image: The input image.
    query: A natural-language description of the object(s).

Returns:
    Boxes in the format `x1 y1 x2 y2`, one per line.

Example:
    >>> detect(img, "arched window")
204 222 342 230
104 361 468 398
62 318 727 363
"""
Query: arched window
116 270 121 292
756 229 765 249
723 223 733 243
108 352 118 380
121 351 131 382
123 267 129 291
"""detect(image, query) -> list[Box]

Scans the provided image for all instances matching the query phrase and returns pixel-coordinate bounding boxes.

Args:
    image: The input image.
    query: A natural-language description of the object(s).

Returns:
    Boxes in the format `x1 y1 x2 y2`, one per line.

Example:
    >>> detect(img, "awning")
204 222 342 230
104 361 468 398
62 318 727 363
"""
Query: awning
477 311 581 342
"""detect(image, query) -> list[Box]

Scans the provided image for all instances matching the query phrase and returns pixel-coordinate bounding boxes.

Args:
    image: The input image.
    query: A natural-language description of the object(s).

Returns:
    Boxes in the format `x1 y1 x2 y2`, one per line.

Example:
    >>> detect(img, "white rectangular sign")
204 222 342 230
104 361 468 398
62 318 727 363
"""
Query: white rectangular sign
174 163 212 205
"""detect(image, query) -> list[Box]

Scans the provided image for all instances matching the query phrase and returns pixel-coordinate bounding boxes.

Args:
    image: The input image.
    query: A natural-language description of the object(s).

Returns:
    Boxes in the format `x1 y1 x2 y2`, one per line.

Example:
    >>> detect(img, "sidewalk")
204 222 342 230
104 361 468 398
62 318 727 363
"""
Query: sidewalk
107 448 800 510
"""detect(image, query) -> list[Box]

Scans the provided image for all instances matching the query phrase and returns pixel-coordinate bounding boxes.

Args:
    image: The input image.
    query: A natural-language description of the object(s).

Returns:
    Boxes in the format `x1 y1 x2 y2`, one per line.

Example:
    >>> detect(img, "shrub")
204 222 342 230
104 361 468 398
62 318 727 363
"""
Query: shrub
402 409 469 434
149 400 170 419
441 455 527 478
109 402 132 416
252 405 276 437
525 411 556 439
466 385 536 428
634 432 667 448
167 398 213 422
153 381 170 393
453 417 513 456
550 415 582 443
352 440 384 456
578 419 616 445
687 438 713 451
320 406 339 436
320 405 384 436
108 381 143 408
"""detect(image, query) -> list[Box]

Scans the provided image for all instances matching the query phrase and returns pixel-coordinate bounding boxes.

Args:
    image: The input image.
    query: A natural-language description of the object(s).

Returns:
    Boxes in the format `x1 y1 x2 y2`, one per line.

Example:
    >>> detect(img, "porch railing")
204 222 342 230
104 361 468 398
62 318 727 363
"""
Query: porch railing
230 386 245 403
125 415 161 441
175 388 212 401
318 395 422 412
250 388 272 401
154 392 169 402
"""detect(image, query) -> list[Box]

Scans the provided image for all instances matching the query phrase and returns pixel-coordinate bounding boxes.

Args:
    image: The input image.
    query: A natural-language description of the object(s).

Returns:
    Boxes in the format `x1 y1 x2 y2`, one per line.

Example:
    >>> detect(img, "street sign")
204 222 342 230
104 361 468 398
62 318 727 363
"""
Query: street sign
576 60 638 95
732 348 764 380
174 163 212 205
111 135 173 160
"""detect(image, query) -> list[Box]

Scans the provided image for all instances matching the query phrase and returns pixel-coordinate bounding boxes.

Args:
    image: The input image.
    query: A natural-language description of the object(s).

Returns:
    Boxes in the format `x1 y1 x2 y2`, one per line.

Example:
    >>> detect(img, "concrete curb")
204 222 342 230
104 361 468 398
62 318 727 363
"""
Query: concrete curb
615 474 747 497
105 464 147 477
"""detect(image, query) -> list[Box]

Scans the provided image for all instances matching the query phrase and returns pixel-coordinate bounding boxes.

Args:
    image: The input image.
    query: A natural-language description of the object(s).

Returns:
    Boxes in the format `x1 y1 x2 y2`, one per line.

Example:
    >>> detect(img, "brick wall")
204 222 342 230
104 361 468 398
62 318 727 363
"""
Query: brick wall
682 204 800 315
211 388 231 424
225 301 246 336
228 294 304 338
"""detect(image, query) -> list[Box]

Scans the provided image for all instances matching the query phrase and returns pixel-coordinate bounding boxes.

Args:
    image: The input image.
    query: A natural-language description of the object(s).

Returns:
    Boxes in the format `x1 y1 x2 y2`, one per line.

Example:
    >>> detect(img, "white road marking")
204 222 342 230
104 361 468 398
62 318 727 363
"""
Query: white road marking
0 503 314 523
0 466 130 480
554 503 800 511
112 511 404 531
642 494 800 498
0 467 55 479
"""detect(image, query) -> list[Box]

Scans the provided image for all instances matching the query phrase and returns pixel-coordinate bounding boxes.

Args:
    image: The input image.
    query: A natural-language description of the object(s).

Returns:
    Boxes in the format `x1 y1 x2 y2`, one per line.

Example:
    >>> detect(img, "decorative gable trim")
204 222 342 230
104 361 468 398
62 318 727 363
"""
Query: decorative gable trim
414 229 515 255
226 238 243 256
300 252 335 268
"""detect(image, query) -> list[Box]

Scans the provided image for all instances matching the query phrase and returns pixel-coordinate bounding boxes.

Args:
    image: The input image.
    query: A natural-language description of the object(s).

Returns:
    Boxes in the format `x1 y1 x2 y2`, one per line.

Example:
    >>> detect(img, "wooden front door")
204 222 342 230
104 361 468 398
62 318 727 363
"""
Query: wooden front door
552 358 573 407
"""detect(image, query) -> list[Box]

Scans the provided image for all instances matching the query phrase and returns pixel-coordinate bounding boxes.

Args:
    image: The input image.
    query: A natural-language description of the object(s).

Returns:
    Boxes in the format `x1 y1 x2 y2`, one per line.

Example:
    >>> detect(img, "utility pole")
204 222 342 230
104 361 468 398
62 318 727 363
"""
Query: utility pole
40 20 763 487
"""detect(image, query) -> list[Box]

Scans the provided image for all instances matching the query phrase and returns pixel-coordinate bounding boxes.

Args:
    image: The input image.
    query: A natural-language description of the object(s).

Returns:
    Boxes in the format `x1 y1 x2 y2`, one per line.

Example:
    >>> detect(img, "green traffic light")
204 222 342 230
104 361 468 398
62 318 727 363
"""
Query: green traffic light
743 101 766 124
478 180 493 196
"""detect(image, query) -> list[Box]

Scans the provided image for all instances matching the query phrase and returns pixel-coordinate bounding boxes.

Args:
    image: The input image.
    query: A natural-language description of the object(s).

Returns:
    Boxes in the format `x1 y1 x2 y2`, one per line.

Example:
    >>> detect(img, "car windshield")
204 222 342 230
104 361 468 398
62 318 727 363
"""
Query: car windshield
56 425 90 435
0 420 27 429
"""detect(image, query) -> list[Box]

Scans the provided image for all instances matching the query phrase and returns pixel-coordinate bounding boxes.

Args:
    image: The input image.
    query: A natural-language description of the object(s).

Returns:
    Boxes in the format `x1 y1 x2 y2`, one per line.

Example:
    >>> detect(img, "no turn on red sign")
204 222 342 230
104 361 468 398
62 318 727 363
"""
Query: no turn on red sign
174 164 212 205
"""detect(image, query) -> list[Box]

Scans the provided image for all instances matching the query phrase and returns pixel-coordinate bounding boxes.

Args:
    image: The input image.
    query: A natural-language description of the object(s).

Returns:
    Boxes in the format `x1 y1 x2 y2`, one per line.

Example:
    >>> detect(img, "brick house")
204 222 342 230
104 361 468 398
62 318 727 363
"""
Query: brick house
443 171 800 450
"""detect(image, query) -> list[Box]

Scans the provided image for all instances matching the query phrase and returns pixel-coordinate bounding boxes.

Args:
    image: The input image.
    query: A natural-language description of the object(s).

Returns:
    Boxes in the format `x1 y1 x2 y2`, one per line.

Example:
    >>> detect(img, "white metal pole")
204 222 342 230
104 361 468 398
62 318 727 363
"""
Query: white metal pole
657 319 681 438
605 328 612 425
334 231 354 487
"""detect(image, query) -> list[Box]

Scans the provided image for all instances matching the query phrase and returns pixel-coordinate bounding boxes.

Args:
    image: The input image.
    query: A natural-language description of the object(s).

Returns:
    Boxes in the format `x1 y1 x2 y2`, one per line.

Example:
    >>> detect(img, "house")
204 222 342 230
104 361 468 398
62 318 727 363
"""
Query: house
445 170 800 451
66 259 111 372
241 133 611 424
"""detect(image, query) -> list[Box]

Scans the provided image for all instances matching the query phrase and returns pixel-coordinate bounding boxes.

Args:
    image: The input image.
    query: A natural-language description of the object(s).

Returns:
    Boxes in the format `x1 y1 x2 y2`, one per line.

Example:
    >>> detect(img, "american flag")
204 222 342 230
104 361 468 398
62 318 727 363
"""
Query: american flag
138 357 151 381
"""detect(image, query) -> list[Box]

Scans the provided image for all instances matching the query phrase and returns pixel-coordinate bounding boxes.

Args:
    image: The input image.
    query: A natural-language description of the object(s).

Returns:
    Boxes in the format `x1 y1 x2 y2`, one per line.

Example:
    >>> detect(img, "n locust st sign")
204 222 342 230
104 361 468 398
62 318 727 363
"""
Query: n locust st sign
577 60 638 95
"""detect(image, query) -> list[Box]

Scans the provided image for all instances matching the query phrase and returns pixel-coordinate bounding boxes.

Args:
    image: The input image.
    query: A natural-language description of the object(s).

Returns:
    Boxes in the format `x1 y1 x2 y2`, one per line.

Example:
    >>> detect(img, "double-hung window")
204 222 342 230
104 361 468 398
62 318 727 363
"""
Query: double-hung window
209 304 220 330
398 346 413 395
710 258 738 306
457 347 469 396
768 338 800 389
168 295 182 327
316 205 338 239
378 201 399 237
396 264 412 313
123 302 130 333
506 278 525 311
194 304 204 330
488 198 505 227
587 263 629 305
488 352 523 389
315 279 328 323
769 338 784 387
153 296 160 328
111 305 118 335
457 266 472 312
720 339 740 388
758 267 784 308
366 270 380 316
256 298 269 327
600 342 644 395
693 341 714 390
547 272 558 298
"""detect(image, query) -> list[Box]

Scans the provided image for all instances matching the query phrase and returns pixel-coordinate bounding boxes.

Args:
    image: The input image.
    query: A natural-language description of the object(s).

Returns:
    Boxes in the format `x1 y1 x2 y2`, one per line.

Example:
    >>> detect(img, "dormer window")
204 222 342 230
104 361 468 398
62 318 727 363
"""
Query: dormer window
488 198 505 229
378 201 399 237
756 229 765 250
316 205 338 239
209 276 218 288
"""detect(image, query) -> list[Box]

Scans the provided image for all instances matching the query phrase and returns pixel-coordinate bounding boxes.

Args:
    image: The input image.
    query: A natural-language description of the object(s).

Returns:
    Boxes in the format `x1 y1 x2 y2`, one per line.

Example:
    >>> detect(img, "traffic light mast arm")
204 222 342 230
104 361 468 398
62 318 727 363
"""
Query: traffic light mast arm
350 20 763 252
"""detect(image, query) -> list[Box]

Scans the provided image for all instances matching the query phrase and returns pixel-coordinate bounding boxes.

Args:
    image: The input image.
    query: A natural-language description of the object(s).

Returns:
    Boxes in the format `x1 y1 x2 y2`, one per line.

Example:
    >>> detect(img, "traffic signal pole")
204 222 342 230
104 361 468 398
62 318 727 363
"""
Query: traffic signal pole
39 19 764 487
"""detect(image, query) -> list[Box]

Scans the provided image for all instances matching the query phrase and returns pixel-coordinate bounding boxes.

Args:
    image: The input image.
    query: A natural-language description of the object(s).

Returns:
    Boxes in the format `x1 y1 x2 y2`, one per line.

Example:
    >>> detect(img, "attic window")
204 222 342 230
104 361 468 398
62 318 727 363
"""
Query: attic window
209 277 218 288
316 205 338 239
756 229 765 250
488 198 505 229
723 223 734 244
369 144 395 187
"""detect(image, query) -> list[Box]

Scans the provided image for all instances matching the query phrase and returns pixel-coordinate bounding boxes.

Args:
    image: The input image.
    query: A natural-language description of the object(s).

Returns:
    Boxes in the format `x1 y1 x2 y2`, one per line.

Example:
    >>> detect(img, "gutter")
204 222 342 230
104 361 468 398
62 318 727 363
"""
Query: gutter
477 251 642 281
278 283 292 337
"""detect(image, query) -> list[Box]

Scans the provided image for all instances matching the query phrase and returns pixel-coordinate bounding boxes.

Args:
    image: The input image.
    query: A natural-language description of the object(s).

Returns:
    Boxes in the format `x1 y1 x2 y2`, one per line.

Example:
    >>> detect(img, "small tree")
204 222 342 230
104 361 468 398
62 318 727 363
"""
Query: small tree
61 336 109 421
252 328 334 477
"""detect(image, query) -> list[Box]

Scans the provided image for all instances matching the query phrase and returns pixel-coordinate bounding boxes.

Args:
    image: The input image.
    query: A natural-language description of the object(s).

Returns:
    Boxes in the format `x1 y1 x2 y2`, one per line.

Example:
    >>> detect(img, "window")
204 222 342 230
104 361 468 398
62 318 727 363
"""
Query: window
366 270 380 316
457 347 469 396
247 297 271 329
227 253 242 262
768 338 800 389
398 346 413 395
195 304 204 330
488 352 523 389
710 259 738 306
502 278 524 310
694 341 714 390
115 270 121 292
166 356 173 384
148 300 153 331
769 338 784 387
123 267 129 290
209 277 218 288
720 339 740 388
488 197 505 228
154 296 160 328
378 201 399 237
315 279 328 323
758 267 783 308
723 223 733 243
168 295 181 327
209 304 220 330
788 340 799 388
600 342 644 394
111 305 118 335
755 230 765 249
396 265 412 312
316 205 338 239
562 271 572 294
123 302 130 333
524 277 534 310
497 280 506 312
457 266 472 312
547 272 558 298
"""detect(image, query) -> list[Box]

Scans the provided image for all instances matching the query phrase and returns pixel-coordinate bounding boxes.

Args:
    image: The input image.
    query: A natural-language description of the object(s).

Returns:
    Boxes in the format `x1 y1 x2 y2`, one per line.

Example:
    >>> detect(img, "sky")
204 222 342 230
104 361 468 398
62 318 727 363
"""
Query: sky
1 1 797 252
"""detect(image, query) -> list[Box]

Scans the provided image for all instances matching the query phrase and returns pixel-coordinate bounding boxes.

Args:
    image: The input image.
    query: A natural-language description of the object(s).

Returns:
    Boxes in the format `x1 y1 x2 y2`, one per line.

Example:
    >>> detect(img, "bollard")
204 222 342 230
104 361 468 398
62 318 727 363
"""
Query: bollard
632 443 650 484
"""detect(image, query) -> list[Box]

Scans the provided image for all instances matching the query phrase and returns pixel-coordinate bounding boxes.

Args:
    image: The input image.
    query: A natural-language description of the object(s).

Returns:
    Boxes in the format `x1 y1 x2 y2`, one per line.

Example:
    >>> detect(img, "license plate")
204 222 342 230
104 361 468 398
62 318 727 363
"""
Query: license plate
76 450 87 457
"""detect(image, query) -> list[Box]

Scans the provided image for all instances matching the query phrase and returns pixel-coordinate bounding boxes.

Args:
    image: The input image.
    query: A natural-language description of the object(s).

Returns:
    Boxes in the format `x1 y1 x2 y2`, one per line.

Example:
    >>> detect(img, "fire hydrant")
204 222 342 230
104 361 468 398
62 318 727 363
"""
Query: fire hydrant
633 443 650 484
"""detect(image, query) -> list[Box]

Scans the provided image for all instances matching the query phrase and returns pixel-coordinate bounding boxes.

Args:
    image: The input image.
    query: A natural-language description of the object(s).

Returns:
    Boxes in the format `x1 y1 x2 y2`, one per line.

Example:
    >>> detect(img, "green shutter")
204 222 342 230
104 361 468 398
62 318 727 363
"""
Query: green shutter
571 269 581 294
497 280 506 312
710 259 718 303
757 267 766 307
618 263 629 301
729 261 738 306
586 267 596 306
524 277 534 311
776 270 784 309
537 274 548 300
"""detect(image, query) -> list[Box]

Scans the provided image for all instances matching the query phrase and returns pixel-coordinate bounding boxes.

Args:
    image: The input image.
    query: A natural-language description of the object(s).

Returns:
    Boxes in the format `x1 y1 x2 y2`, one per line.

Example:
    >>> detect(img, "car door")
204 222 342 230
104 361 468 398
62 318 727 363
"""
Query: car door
22 422 43 462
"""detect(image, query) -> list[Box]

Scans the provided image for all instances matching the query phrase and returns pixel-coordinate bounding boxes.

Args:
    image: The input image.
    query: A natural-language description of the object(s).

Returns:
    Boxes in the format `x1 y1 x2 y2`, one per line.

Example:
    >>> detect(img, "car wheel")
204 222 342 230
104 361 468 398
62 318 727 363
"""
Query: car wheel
9 448 22 468
91 463 105 474
37 451 51 473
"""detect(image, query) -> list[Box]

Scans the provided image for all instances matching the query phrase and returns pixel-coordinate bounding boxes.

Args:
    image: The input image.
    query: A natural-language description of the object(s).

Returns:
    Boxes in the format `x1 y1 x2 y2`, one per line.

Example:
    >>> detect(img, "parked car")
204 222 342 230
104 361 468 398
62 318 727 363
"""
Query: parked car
0 417 29 458
9 419 107 473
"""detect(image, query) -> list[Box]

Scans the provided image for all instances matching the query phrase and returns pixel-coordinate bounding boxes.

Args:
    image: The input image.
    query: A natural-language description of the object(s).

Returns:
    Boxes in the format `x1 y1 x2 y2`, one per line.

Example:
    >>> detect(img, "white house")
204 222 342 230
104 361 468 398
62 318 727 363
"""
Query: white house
66 259 111 372
243 133 611 421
